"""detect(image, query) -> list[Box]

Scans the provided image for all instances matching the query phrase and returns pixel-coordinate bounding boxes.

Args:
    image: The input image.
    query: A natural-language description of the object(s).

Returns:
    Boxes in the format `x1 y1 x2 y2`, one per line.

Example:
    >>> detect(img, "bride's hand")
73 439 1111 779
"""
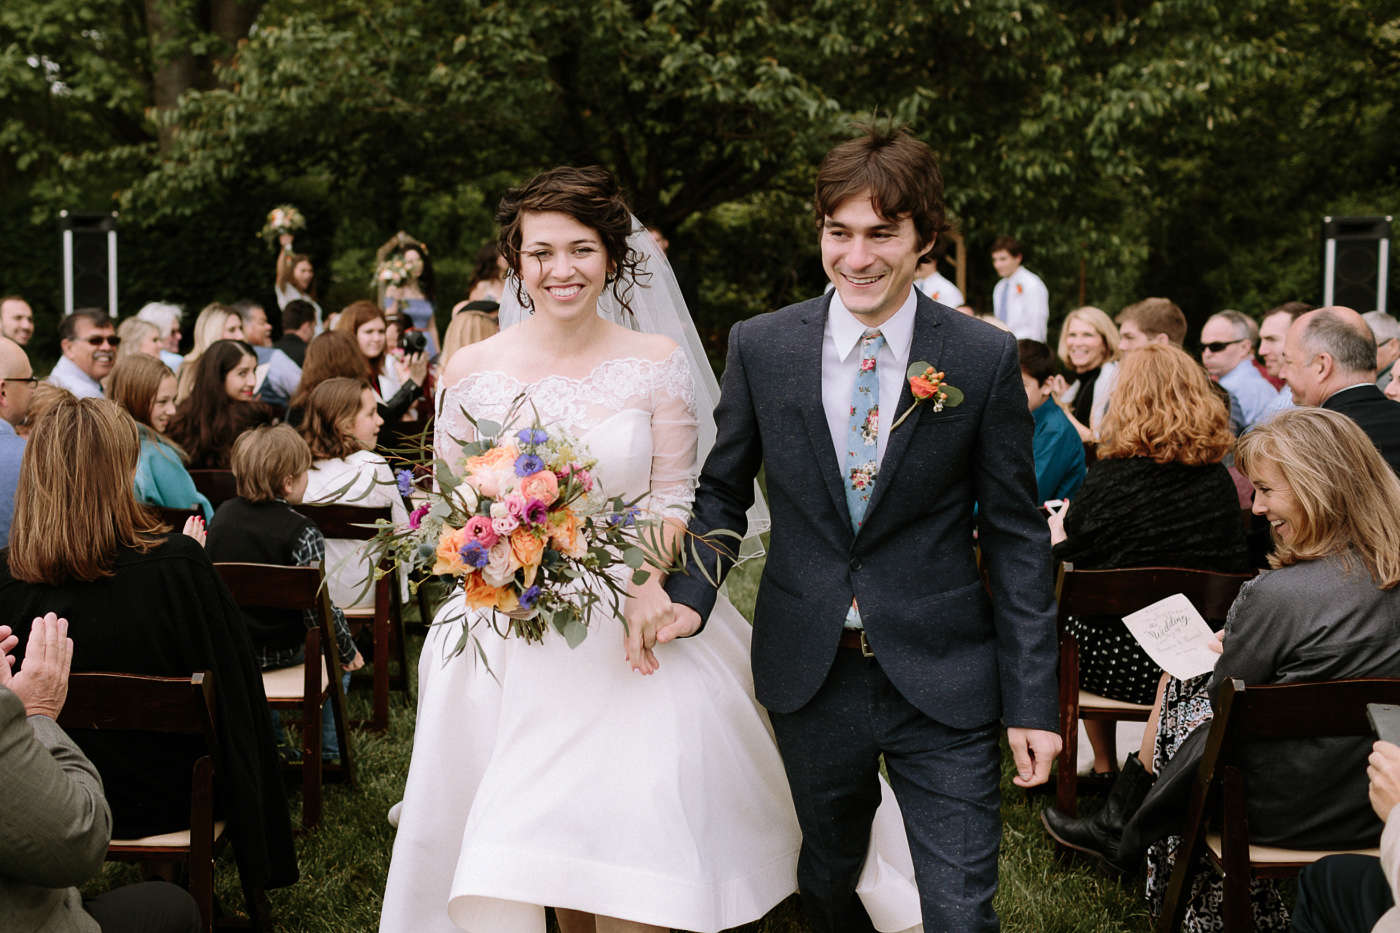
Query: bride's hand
624 576 671 675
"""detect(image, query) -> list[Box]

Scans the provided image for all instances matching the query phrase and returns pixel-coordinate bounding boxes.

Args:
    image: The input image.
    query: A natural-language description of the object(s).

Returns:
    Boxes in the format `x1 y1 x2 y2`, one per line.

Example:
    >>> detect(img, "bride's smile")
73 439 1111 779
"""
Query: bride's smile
519 211 612 321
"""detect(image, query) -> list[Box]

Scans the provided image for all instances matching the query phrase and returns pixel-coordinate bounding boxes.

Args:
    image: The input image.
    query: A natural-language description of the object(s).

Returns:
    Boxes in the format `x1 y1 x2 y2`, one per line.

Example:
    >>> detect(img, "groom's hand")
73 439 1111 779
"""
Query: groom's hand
1007 727 1062 788
657 604 702 645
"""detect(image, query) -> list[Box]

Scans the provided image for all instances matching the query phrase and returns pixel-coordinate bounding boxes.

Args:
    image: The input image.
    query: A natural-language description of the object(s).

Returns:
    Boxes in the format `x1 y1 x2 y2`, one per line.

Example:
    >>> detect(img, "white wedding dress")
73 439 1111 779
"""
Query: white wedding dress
380 349 923 933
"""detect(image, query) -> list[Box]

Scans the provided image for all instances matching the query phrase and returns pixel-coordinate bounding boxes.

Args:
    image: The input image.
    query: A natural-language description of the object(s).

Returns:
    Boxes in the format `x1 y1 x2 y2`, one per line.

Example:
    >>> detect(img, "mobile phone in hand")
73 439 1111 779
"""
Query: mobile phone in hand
1366 703 1400 746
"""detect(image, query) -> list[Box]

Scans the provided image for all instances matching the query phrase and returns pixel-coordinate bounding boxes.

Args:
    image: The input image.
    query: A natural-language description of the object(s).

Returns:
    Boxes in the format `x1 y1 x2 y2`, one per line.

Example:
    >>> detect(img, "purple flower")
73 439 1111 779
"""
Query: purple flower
519 585 542 609
524 498 549 526
459 540 490 569
516 427 548 445
514 453 546 477
396 469 414 496
608 506 639 528
408 502 430 530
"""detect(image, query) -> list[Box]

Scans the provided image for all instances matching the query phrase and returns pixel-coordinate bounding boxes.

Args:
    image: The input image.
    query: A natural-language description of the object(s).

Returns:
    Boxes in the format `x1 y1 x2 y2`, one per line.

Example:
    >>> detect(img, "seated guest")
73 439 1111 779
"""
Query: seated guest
167 339 275 470
47 308 116 400
114 317 162 363
0 295 34 346
1201 310 1285 430
175 303 245 404
0 397 297 893
135 301 185 372
0 337 34 541
0 615 202 933
1048 343 1248 773
17 383 72 439
108 354 214 520
1258 301 1312 388
274 299 317 367
1284 306 1400 474
298 378 409 613
205 425 362 761
1050 306 1120 442
1043 408 1400 932
1365 311 1400 394
335 301 428 447
287 331 418 444
439 309 498 369
1114 297 1187 351
1018 339 1086 502
233 300 301 409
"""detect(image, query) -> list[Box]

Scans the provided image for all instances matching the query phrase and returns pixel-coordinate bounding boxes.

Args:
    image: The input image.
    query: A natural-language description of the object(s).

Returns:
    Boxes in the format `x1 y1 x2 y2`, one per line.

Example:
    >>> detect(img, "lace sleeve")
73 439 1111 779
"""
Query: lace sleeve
434 382 480 469
646 349 699 519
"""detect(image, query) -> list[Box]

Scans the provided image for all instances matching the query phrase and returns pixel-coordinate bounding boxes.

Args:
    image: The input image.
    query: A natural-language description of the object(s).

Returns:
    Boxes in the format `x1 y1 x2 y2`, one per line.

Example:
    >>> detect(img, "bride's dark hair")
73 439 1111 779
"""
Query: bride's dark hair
495 165 645 316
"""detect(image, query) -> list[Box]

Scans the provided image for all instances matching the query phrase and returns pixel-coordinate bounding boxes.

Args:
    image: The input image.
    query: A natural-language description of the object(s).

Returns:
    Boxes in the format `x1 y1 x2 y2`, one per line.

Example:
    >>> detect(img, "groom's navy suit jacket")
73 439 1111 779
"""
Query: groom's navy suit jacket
667 291 1059 733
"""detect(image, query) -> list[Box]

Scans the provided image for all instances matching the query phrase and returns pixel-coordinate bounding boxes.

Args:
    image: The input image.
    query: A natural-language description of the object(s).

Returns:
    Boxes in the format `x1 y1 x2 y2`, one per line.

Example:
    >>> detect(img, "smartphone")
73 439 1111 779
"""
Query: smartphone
1366 703 1400 746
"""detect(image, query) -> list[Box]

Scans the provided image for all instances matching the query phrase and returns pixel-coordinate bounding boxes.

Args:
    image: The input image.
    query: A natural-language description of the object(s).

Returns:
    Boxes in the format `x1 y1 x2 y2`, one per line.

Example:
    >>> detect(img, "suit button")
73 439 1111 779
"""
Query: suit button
850 558 862 571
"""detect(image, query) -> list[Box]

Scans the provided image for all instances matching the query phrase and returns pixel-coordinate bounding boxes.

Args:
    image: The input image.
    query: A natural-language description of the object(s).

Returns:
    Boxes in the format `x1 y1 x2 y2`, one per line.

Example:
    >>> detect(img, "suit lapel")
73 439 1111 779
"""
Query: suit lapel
858 298 944 533
797 296 854 529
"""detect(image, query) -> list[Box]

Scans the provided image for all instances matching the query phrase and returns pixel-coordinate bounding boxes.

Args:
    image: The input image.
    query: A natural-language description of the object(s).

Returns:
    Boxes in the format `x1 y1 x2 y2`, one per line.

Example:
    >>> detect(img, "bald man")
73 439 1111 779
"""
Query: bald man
1283 306 1400 475
0 337 35 540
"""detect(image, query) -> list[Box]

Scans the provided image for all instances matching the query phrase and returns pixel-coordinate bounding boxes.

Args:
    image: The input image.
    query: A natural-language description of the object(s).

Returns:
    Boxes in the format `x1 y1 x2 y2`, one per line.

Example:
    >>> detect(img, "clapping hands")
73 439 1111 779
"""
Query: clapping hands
183 515 207 547
0 614 73 719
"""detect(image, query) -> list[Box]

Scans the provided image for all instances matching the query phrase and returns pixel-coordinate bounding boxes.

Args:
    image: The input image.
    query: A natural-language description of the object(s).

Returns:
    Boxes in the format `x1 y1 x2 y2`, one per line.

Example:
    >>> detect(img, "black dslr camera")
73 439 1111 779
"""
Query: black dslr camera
399 330 428 355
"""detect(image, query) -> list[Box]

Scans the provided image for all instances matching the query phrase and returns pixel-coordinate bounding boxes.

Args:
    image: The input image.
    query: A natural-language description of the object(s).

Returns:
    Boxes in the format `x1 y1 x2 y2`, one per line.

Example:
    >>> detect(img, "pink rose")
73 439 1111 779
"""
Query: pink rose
504 492 528 518
490 501 520 535
463 515 498 549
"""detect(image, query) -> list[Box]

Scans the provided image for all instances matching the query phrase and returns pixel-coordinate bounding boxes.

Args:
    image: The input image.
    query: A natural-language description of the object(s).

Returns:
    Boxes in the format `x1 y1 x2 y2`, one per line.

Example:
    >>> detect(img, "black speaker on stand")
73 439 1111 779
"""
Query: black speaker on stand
59 210 119 317
1322 216 1390 313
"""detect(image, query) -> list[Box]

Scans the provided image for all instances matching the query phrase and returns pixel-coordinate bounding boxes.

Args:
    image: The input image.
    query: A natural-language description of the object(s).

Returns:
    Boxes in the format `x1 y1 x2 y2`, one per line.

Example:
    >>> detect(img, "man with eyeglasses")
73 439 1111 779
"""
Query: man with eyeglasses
46 308 117 399
1200 309 1286 431
0 337 35 541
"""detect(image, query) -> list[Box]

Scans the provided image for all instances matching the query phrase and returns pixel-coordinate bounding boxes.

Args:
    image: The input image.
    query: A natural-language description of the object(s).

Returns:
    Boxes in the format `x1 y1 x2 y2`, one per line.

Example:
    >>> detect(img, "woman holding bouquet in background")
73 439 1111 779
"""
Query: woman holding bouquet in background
376 231 440 355
380 168 920 933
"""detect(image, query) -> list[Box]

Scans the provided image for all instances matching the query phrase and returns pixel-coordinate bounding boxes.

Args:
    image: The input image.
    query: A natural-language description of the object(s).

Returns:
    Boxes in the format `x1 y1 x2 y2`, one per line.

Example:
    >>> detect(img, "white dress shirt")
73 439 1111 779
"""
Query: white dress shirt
822 288 919 471
915 270 964 308
992 265 1049 342
46 356 104 399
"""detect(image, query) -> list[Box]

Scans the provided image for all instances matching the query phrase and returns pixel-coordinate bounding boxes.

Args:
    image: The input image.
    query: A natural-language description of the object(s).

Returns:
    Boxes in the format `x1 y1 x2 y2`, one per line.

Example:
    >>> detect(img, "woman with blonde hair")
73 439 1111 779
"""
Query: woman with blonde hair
439 309 498 367
175 302 245 402
0 396 297 892
1045 407 1400 931
1048 343 1249 772
17 382 73 438
115 317 162 362
1050 305 1121 441
108 353 213 519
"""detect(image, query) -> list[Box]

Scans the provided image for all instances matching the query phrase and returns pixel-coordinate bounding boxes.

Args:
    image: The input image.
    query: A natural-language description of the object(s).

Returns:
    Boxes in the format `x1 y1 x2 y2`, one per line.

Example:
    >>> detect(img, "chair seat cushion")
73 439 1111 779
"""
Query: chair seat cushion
1206 831 1380 864
262 662 330 700
1079 689 1154 713
111 820 228 848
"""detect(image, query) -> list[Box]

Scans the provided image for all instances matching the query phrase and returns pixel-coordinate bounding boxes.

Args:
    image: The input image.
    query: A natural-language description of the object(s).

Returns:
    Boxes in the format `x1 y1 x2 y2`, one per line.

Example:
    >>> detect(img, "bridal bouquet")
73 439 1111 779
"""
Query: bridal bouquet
369 397 677 655
374 257 410 288
259 204 306 245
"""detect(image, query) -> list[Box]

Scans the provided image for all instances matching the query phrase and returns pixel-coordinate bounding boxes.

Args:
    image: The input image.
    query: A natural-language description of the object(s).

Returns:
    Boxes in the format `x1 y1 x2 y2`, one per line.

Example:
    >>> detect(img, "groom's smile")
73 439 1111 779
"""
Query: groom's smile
821 194 925 327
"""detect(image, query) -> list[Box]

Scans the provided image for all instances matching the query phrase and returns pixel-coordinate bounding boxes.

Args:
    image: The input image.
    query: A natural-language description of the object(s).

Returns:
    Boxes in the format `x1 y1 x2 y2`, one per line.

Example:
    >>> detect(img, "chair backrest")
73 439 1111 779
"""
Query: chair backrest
1217 677 1400 744
59 671 216 741
188 469 238 506
214 561 324 611
292 503 393 541
1055 565 1255 628
154 506 203 529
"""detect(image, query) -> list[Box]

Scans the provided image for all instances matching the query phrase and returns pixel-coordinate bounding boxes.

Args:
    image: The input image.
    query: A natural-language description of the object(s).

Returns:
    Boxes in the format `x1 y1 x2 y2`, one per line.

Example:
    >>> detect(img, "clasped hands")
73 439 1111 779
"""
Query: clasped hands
623 580 701 675
0 613 74 720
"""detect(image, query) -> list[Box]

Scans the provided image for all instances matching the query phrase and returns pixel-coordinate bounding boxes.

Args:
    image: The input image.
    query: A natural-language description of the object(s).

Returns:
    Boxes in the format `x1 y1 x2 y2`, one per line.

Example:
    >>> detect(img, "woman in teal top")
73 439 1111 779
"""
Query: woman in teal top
108 354 214 520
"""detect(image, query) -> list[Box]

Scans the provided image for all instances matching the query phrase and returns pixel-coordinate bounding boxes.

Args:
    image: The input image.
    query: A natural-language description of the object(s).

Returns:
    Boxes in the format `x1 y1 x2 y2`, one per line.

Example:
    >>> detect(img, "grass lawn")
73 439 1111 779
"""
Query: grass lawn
88 557 1156 931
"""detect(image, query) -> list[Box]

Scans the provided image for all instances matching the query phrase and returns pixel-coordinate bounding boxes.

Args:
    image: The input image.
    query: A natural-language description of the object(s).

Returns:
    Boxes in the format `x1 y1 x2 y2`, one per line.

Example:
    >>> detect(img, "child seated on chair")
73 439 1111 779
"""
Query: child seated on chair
205 424 362 761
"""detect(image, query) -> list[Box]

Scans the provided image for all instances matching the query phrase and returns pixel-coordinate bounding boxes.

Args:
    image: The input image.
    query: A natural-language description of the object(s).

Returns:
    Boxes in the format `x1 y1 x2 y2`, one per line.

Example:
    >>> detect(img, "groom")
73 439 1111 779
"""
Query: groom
661 125 1061 931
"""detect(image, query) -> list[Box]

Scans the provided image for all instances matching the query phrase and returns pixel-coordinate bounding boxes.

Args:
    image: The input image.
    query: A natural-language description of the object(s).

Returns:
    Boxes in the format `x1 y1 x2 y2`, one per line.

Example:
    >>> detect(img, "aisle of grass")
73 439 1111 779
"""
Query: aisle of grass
89 560 1155 931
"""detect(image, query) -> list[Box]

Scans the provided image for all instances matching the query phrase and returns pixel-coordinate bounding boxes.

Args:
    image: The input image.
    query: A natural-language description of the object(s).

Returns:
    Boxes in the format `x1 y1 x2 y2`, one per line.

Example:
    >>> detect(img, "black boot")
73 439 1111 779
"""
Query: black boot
1041 751 1155 875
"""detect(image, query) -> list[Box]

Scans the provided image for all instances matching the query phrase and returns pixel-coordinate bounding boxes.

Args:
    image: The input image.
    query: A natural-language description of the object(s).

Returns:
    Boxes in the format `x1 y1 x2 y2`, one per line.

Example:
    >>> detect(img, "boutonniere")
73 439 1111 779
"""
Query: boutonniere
891 362 964 431
1015 283 1024 295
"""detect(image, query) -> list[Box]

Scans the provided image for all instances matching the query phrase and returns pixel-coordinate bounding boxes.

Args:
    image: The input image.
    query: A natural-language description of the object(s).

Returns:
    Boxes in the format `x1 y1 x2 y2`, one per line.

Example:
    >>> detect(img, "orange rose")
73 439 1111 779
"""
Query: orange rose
510 527 546 587
463 444 520 497
433 526 467 575
462 571 501 611
909 376 936 399
519 469 560 506
548 509 587 559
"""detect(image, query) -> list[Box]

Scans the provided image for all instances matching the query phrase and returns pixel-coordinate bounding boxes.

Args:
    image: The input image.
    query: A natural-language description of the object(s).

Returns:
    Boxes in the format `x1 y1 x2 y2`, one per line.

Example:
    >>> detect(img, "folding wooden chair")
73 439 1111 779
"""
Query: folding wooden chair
1155 678 1399 933
292 502 410 734
1054 564 1254 817
154 506 203 529
188 469 238 507
59 671 270 932
214 562 355 829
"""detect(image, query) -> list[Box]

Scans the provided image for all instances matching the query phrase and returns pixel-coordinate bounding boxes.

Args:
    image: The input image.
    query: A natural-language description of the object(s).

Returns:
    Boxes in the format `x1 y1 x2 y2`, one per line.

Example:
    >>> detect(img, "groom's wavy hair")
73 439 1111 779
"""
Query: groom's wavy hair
815 123 953 268
495 165 646 317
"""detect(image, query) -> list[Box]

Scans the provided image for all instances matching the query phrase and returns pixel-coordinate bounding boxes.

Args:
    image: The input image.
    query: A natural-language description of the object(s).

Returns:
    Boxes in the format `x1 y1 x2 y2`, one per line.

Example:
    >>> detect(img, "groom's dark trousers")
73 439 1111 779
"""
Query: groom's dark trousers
667 293 1059 933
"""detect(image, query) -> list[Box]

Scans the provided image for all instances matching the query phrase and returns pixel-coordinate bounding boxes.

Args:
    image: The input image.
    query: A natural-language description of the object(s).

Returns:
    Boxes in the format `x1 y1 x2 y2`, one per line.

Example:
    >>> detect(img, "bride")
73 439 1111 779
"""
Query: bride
380 166 921 933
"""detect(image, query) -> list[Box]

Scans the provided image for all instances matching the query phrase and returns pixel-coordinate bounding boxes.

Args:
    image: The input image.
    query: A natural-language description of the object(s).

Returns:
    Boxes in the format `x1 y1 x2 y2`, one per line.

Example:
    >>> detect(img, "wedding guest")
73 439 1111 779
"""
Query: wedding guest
1047 343 1248 773
48 309 116 400
334 301 427 447
274 299 317 367
1200 310 1285 430
465 241 507 304
1019 340 1086 503
0 295 34 346
376 232 439 355
1364 311 1400 394
439 309 498 367
991 235 1049 341
913 240 964 307
114 317 162 364
1258 301 1312 397
135 301 185 371
0 337 34 541
233 300 301 409
286 331 374 427
175 303 245 403
1050 306 1121 441
298 378 408 614
1115 297 1187 351
1044 407 1400 932
107 354 214 520
167 340 274 470
17 384 72 439
0 396 298 894
275 235 322 326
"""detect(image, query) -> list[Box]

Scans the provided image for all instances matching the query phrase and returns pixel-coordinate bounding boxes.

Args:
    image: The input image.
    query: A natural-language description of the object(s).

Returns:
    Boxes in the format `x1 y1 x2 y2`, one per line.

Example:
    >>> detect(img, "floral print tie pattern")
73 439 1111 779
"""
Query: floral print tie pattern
844 329 884 629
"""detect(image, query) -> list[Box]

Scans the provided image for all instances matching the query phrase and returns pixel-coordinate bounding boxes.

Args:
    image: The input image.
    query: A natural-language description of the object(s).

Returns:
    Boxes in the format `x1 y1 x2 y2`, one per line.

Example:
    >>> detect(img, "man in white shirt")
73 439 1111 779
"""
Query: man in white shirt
990 236 1049 341
47 309 116 399
1201 310 1285 430
913 242 963 307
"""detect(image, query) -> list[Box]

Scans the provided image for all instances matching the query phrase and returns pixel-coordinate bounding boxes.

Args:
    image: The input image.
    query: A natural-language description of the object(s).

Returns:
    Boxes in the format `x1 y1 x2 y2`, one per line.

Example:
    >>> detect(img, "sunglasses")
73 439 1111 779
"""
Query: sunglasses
78 335 122 348
1202 339 1246 353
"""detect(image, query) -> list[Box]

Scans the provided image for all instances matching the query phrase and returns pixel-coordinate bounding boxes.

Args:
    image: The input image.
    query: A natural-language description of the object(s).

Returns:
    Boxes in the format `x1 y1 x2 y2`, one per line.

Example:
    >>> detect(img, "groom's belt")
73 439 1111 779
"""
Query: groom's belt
839 628 875 658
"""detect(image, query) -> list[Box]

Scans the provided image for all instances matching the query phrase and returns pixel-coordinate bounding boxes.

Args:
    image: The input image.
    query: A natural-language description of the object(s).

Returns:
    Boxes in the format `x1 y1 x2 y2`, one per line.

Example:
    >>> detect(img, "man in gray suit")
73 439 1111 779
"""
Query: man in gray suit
0 615 200 933
661 126 1061 932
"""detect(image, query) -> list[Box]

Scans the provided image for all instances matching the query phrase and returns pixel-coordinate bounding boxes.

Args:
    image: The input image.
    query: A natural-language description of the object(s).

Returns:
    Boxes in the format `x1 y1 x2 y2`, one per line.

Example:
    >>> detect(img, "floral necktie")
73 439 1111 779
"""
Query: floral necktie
843 329 884 630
